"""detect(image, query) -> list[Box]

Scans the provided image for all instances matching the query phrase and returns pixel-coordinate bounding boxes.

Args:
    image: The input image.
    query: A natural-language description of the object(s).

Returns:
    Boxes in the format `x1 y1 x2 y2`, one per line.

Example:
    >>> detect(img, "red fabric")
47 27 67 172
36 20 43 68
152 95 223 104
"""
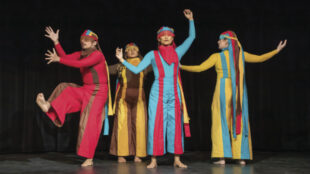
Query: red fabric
153 51 165 156
157 30 175 39
46 84 108 158
173 61 183 154
46 43 109 158
184 124 191 137
158 44 178 65
236 113 242 135
56 43 108 85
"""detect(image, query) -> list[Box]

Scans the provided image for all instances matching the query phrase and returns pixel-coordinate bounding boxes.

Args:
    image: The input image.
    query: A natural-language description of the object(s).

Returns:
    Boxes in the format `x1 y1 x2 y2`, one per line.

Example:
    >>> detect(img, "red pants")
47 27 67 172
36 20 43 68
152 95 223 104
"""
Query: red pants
46 82 108 158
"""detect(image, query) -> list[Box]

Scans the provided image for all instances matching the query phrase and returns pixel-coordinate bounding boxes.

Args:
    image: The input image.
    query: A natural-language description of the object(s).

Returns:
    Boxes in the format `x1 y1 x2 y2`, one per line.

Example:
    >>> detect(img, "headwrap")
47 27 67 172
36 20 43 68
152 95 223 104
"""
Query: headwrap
219 30 249 138
125 42 139 53
157 26 178 65
81 29 98 41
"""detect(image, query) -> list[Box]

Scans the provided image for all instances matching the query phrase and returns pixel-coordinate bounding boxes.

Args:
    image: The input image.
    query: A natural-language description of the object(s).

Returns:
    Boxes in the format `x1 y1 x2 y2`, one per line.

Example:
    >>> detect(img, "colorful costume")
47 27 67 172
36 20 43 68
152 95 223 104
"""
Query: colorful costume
181 31 279 160
109 43 152 157
45 30 112 159
121 20 195 156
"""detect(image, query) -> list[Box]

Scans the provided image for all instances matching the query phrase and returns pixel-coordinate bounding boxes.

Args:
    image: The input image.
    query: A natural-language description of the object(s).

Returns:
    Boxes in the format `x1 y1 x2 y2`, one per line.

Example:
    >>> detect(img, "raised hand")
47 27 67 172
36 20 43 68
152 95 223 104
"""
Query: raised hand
276 40 287 52
183 9 193 20
115 47 124 63
45 48 60 64
45 26 59 44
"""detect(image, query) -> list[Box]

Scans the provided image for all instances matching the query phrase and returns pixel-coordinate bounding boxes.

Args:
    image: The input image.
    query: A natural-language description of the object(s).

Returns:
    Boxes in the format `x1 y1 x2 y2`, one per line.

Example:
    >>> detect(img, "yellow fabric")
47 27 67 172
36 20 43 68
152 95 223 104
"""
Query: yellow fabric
211 78 232 158
181 49 276 159
117 67 129 156
136 70 147 157
244 50 279 63
115 57 147 157
178 78 190 124
105 61 113 116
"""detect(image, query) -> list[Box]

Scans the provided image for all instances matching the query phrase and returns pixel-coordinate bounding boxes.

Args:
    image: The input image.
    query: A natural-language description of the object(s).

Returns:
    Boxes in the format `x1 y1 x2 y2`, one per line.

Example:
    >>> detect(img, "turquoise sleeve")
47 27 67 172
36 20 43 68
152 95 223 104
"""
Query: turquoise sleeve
176 20 196 60
122 51 153 74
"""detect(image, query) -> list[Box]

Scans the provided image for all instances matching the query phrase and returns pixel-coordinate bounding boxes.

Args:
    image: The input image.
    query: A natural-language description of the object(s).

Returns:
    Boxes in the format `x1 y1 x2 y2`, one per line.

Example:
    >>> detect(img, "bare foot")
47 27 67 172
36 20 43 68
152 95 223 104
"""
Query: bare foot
239 160 246 165
134 156 142 163
81 159 93 167
174 160 188 168
118 157 126 163
147 157 157 169
36 93 50 113
213 159 225 165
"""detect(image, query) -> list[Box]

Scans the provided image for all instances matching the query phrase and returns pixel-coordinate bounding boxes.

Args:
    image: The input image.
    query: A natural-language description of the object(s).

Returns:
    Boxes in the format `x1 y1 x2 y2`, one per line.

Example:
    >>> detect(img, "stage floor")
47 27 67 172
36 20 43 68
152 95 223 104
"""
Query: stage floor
0 151 309 174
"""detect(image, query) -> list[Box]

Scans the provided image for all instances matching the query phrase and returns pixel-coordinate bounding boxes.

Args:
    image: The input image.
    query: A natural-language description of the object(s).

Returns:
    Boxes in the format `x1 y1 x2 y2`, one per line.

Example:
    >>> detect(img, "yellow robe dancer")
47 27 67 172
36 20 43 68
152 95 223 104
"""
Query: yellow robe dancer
109 43 152 161
181 31 286 161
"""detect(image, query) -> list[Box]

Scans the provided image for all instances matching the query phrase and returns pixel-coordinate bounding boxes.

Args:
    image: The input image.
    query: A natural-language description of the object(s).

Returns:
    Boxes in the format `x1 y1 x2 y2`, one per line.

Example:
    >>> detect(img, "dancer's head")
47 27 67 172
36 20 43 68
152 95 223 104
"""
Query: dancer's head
124 42 143 60
157 26 175 46
80 30 99 50
124 42 139 58
218 30 238 50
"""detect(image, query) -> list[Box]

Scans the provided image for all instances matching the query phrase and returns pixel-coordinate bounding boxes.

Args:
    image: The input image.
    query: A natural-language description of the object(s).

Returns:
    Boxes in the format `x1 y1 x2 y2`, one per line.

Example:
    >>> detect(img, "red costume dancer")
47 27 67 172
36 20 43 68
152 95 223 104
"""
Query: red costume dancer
37 27 112 167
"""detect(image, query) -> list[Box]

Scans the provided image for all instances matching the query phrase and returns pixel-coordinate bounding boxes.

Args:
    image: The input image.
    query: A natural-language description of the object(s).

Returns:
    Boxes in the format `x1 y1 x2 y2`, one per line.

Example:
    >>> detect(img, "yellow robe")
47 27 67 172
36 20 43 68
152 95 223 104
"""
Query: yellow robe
181 49 278 159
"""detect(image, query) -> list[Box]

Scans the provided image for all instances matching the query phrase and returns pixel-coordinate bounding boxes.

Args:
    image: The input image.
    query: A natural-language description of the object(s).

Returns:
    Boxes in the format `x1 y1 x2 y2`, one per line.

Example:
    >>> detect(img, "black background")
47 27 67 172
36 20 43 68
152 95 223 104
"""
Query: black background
0 0 309 154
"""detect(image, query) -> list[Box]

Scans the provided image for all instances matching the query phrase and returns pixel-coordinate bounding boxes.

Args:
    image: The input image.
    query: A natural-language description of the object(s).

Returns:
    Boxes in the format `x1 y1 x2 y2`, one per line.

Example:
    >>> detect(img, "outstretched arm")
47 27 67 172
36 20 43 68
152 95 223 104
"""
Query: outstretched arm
115 48 152 74
59 51 102 68
176 9 196 59
245 40 287 63
181 53 218 72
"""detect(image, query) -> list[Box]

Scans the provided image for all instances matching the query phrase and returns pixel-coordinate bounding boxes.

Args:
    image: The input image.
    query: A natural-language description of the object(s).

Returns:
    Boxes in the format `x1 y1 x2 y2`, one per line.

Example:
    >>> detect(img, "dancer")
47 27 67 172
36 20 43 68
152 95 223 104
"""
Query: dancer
109 43 152 163
115 9 195 168
36 27 112 167
181 31 287 165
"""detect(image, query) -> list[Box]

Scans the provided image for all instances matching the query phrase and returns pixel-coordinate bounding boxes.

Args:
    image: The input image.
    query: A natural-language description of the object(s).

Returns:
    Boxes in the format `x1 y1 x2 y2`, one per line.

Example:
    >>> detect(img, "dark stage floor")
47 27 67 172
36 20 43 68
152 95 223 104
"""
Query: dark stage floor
0 151 309 174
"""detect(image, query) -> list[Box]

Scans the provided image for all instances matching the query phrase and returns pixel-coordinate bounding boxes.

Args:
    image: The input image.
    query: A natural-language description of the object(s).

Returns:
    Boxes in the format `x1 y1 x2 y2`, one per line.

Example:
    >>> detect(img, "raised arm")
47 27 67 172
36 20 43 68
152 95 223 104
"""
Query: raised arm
175 9 196 59
181 53 218 72
245 40 287 63
45 26 80 60
116 48 152 74
60 51 102 68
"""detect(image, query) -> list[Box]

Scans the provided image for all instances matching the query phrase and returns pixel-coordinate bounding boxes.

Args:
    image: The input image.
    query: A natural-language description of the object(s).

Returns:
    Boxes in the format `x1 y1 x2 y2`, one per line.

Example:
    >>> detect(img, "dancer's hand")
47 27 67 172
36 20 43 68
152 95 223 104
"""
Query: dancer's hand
276 40 287 52
45 48 60 64
116 47 125 63
184 9 193 20
45 26 60 45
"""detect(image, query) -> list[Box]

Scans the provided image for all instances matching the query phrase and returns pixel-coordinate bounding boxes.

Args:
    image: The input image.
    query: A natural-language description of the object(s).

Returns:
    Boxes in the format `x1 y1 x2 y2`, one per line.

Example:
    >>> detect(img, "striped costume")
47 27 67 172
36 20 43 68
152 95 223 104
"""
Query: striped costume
181 31 279 160
121 20 195 156
109 57 152 157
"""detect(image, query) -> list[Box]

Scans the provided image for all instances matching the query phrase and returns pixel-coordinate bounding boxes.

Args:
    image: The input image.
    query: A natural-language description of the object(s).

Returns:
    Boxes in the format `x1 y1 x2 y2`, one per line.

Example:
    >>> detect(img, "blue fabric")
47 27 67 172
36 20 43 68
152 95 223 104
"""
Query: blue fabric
219 52 233 158
103 104 109 135
123 20 195 155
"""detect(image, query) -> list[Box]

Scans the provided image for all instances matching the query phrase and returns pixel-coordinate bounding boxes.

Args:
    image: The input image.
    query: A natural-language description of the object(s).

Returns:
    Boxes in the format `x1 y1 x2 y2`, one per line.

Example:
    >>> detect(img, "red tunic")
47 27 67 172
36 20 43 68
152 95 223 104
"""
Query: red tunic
45 43 109 158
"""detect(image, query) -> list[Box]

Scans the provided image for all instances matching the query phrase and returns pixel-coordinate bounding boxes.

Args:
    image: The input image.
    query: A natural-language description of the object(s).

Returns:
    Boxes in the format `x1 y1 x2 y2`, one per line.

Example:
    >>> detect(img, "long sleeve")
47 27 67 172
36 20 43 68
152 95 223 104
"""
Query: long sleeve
60 51 102 68
122 51 153 74
181 53 217 73
55 43 80 60
244 49 278 63
108 63 120 75
175 20 196 60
